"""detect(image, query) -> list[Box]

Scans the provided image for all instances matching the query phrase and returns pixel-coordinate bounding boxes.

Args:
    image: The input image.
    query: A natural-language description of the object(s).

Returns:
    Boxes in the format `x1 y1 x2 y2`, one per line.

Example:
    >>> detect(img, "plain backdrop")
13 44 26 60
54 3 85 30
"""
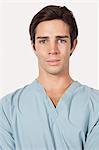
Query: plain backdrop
0 0 99 98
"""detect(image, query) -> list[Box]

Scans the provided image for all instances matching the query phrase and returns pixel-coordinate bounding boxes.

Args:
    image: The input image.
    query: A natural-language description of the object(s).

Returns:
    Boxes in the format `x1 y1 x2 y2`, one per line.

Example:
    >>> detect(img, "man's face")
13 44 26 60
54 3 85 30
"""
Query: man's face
34 19 77 76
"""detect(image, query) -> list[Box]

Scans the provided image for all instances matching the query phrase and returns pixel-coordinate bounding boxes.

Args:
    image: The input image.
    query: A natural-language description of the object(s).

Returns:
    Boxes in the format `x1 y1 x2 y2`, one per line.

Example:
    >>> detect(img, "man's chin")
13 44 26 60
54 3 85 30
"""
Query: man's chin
46 68 64 76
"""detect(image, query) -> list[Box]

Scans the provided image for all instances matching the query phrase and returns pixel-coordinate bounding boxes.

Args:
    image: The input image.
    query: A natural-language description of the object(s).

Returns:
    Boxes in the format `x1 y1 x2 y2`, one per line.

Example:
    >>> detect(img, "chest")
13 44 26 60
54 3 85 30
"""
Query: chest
15 93 88 150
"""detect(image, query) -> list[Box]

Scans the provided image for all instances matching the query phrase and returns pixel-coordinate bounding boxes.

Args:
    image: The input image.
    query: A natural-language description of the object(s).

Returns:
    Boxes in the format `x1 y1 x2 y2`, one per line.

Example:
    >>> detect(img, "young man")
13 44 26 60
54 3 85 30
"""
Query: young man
0 5 99 150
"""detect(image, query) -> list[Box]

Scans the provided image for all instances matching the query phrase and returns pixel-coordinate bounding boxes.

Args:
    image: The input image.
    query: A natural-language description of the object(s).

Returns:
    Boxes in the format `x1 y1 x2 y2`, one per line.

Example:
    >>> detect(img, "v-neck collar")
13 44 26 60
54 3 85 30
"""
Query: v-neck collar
33 79 80 109
32 79 81 125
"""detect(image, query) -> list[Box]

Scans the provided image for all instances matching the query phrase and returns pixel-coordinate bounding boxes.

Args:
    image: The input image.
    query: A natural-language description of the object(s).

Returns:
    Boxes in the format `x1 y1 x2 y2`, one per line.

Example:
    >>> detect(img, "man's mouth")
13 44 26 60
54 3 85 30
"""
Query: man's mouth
46 59 61 66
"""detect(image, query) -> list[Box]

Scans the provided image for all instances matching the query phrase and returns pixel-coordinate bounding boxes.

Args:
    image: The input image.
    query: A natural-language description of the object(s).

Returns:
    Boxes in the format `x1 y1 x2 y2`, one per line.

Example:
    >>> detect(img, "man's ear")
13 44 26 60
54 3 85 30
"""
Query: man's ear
33 44 36 50
31 41 37 56
30 40 36 50
30 41 35 50
70 39 77 56
33 44 37 56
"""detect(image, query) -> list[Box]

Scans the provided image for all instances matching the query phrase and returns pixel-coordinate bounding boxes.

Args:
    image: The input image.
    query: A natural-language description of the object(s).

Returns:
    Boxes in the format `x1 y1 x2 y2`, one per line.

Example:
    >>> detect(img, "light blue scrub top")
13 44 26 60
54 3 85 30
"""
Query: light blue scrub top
0 79 99 150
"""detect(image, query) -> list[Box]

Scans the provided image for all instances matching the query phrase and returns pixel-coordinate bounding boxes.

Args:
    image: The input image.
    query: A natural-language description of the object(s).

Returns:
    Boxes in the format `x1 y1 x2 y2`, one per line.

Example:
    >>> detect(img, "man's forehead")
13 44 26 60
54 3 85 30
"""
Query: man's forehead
35 19 70 35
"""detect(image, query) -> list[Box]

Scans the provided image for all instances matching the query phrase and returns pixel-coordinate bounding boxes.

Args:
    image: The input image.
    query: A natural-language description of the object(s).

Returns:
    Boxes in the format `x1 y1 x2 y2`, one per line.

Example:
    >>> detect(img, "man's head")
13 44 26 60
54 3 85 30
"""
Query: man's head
29 5 78 76
29 5 78 50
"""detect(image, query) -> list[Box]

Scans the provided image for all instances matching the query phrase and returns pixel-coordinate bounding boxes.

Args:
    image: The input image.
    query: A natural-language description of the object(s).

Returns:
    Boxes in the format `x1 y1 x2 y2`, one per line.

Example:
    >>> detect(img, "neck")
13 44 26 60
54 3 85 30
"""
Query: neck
37 72 74 91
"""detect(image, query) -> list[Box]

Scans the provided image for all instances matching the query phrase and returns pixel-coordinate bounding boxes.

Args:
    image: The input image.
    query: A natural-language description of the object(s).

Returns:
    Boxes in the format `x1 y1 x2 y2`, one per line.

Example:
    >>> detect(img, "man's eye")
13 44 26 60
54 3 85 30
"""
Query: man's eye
58 39 67 44
39 40 47 44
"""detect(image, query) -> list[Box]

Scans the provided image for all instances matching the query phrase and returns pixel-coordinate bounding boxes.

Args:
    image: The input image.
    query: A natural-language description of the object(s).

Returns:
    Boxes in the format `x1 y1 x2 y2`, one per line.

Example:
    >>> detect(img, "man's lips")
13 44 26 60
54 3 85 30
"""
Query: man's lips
46 59 61 66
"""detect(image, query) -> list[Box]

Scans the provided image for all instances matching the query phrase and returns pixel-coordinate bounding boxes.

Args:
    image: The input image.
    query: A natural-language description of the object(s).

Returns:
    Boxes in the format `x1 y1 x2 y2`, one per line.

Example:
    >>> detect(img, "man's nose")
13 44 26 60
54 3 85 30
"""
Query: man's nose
48 42 59 55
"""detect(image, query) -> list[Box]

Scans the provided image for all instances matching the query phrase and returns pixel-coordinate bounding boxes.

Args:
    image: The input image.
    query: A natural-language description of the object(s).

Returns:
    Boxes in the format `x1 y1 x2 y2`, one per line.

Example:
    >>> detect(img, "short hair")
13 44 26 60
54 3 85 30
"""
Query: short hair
29 5 78 49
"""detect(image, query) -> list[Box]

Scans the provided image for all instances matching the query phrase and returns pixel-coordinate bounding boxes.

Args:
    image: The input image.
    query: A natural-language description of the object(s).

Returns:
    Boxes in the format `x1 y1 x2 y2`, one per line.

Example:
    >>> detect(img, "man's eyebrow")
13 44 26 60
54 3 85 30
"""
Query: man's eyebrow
56 35 69 38
36 35 69 39
36 36 49 39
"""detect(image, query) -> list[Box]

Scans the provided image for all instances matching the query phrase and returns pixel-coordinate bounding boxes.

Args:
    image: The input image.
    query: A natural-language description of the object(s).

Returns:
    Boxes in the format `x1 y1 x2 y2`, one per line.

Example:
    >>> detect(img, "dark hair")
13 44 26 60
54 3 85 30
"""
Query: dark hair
29 5 78 49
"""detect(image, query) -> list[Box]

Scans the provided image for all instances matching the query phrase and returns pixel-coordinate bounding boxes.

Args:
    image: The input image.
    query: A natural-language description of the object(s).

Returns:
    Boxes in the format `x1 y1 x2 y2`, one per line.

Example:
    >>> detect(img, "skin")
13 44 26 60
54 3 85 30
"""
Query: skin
32 19 77 105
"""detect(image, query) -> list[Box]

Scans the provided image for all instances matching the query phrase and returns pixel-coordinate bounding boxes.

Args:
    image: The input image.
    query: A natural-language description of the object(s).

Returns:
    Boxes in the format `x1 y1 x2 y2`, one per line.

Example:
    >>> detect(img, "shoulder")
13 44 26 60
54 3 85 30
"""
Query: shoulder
0 80 36 129
85 85 99 119
72 81 99 107
72 82 99 132
73 81 99 118
77 82 99 125
83 83 99 107
0 81 34 112
76 81 99 104
78 84 99 149
86 85 99 116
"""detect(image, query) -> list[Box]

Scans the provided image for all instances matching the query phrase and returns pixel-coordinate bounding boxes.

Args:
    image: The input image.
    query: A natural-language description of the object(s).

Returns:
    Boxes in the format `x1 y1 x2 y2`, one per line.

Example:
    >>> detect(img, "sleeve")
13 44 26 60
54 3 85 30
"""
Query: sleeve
84 88 99 150
0 96 15 150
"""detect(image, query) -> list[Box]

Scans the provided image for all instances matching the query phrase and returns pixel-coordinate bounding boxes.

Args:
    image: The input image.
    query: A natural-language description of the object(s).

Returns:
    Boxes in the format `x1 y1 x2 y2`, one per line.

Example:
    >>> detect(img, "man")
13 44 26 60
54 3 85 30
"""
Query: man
0 5 99 150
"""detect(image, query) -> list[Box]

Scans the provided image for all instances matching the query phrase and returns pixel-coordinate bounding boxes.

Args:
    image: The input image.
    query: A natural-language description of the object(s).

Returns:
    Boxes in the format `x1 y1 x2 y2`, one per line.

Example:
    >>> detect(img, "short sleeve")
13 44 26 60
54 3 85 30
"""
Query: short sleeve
84 88 99 150
0 95 15 150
